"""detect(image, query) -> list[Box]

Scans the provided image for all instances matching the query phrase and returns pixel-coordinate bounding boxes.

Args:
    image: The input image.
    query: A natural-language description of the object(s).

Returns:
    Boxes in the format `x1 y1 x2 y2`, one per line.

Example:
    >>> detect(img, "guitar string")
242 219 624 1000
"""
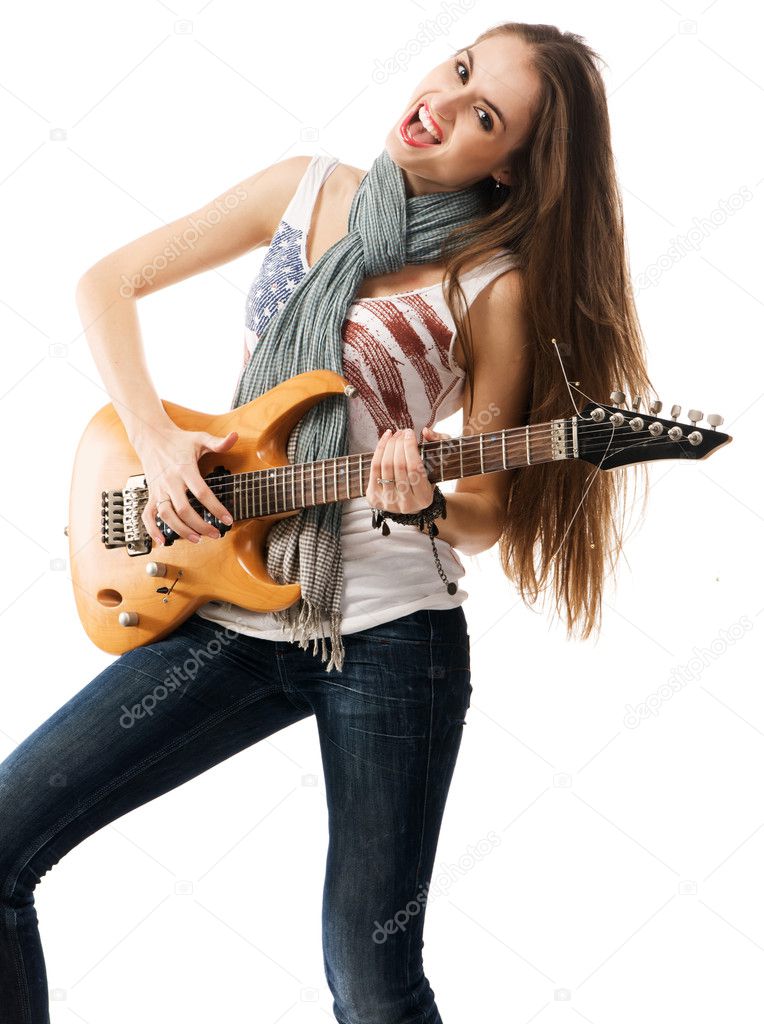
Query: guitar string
161 438 696 509
141 434 696 520
156 420 702 493
146 431 695 499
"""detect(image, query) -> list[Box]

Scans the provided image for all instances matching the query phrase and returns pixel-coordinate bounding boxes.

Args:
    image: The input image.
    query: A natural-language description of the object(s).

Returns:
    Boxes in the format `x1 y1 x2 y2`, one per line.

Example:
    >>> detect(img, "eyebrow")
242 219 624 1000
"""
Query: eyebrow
465 47 507 132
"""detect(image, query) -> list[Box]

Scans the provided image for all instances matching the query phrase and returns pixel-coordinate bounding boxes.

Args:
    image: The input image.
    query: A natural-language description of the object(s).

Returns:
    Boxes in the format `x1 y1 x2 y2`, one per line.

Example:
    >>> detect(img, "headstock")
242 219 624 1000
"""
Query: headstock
577 391 733 469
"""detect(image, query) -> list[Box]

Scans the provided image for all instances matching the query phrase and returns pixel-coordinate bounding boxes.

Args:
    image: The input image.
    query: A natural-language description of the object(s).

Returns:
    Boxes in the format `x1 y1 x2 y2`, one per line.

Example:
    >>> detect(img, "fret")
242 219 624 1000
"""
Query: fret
225 419 583 521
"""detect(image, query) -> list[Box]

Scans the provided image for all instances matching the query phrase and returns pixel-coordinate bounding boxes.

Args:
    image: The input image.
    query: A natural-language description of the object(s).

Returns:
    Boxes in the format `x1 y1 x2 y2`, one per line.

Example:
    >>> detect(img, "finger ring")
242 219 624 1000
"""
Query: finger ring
377 477 395 485
157 498 172 507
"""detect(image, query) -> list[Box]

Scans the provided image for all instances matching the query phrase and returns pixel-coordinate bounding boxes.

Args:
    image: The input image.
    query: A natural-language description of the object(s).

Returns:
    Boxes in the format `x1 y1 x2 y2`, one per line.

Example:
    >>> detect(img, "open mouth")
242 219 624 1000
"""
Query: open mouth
400 103 442 147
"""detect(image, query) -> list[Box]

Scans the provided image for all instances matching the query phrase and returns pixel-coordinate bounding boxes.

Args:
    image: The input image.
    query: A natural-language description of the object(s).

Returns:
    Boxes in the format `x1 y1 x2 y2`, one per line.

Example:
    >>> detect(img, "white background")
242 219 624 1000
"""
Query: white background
1 1 762 1021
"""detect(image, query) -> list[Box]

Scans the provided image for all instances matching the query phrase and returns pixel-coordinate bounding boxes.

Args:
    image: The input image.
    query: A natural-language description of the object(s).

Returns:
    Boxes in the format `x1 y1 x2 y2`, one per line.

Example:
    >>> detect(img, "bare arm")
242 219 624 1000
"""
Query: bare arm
75 154 311 450
74 154 312 544
436 268 532 554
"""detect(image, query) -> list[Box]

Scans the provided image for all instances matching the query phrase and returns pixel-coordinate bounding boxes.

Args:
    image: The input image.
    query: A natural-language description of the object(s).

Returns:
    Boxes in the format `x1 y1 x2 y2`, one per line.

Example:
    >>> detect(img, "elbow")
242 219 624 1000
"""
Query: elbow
455 519 502 558
75 266 104 304
483 502 505 552
75 262 135 308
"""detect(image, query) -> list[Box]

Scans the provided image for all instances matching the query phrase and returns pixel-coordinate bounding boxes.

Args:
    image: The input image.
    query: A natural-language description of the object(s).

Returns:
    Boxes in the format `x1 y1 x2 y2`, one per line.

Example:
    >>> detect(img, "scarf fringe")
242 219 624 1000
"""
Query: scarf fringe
270 597 346 673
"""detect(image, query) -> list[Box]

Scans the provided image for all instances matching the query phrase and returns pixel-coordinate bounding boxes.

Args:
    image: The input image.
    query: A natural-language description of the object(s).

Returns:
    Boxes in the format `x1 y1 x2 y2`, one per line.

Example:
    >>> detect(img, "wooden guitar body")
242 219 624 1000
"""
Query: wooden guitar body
68 369 349 655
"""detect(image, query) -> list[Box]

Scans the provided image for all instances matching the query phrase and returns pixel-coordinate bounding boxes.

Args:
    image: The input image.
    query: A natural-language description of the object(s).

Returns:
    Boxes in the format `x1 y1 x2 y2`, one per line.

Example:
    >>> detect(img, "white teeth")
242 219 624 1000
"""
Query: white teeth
417 104 440 142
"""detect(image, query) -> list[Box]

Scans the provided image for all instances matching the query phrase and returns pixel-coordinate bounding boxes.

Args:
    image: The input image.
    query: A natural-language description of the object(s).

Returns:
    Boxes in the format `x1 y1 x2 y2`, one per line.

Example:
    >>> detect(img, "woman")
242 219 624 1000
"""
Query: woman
0 21 653 1023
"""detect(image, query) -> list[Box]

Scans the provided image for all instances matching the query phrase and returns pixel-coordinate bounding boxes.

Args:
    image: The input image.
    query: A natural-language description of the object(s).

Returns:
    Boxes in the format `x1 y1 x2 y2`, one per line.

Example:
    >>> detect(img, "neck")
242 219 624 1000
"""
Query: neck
180 419 574 524
395 160 479 199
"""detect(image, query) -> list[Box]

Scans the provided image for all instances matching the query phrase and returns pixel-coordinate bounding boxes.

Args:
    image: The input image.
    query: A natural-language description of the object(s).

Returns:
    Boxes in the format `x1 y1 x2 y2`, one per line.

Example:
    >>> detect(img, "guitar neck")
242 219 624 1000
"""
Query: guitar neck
216 418 574 523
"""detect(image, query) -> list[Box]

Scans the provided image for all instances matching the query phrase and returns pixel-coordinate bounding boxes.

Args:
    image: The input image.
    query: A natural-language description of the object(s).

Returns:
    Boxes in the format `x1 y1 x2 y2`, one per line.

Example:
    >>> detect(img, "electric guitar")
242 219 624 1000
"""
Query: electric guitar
66 369 732 654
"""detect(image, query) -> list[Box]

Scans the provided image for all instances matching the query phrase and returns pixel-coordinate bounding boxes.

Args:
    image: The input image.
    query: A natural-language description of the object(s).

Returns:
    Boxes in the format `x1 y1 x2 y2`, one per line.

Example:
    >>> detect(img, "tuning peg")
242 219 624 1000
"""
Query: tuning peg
670 404 681 421
610 390 626 408
706 413 724 430
649 399 663 415
631 395 642 412
687 409 703 426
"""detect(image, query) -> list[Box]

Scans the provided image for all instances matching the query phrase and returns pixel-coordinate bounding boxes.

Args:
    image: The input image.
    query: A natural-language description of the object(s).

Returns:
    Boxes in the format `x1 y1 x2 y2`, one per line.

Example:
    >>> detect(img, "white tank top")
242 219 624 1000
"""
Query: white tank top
196 154 519 641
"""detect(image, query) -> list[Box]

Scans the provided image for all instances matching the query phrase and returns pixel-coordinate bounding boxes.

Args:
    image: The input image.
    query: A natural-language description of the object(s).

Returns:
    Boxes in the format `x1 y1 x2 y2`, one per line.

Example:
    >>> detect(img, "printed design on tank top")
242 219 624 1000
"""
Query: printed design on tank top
244 220 304 336
400 293 457 374
340 294 458 436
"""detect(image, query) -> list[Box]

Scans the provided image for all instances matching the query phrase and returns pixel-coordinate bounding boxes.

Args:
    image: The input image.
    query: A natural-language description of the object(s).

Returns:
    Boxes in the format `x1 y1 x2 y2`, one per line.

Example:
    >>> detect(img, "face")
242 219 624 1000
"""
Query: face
385 34 542 197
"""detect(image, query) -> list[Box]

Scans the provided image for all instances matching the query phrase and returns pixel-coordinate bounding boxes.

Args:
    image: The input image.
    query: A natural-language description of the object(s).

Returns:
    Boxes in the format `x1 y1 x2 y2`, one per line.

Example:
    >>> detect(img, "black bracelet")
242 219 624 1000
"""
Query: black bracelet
370 486 457 595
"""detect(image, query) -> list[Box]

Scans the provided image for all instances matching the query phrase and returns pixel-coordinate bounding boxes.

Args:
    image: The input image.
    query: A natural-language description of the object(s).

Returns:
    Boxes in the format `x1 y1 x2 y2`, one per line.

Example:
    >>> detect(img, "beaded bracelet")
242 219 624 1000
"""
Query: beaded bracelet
370 485 457 595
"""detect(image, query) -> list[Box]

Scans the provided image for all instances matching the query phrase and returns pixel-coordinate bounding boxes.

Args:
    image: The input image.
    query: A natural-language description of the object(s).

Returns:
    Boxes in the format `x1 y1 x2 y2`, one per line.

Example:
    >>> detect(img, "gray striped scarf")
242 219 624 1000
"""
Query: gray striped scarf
230 148 486 672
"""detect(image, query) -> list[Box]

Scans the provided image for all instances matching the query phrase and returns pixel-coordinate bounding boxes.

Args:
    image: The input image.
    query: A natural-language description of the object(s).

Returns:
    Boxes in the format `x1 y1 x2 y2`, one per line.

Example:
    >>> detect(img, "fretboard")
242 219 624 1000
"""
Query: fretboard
196 418 576 523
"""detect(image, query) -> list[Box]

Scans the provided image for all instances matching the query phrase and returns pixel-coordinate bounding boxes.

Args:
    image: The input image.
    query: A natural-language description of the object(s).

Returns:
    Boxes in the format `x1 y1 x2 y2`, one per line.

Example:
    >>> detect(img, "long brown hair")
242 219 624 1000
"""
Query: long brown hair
439 21 657 639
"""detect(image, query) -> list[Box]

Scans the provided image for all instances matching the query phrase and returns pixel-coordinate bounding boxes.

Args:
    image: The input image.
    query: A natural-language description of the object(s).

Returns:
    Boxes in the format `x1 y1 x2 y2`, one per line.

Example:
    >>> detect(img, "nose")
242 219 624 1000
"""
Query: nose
429 95 454 122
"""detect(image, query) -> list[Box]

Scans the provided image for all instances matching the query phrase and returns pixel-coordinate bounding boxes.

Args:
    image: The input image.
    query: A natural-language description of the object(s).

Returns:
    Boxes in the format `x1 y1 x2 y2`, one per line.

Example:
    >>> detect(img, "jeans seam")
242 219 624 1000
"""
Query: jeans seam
406 608 436 1021
6 905 31 1024
273 652 312 715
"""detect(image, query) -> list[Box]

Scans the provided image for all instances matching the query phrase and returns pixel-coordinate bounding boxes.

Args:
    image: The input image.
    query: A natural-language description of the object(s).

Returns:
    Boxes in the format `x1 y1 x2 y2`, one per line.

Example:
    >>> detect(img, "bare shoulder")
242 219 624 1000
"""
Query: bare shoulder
452 260 527 374
253 154 314 237
473 263 528 362
328 161 368 201
454 261 530 535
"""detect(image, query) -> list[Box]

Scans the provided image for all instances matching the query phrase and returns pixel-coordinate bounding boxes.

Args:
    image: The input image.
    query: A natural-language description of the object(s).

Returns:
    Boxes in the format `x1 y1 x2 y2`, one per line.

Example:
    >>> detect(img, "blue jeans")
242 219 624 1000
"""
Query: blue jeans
0 606 472 1024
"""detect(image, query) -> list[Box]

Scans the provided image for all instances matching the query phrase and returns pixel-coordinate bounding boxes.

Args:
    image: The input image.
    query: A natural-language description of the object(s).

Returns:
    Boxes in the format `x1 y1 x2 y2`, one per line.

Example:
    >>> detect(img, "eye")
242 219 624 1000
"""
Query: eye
453 57 494 133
